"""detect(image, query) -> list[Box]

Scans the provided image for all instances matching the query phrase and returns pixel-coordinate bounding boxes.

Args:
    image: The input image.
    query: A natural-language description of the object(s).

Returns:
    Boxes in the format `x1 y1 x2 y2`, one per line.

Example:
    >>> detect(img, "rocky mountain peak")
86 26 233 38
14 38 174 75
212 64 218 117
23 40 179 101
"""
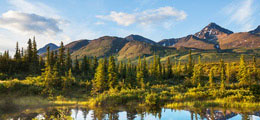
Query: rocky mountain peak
194 22 233 42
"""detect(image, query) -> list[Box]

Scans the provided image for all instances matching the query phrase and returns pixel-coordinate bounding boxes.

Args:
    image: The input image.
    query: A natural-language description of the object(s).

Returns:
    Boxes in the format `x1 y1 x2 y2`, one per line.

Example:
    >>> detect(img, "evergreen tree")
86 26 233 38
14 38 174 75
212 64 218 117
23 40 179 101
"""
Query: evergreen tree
108 56 118 89
220 78 225 91
226 63 231 84
62 69 76 92
81 55 90 78
191 64 202 86
220 67 225 90
92 59 107 94
58 42 65 75
93 56 98 73
136 56 145 88
252 56 258 84
27 39 33 62
14 42 21 61
156 56 162 81
46 46 50 66
187 50 193 76
176 61 181 78
126 59 134 87
65 48 72 72
32 38 39 74
152 54 157 77
50 51 55 67
143 56 148 79
74 56 80 75
220 59 226 83
166 57 172 79
118 61 125 79
237 55 248 86
208 67 214 89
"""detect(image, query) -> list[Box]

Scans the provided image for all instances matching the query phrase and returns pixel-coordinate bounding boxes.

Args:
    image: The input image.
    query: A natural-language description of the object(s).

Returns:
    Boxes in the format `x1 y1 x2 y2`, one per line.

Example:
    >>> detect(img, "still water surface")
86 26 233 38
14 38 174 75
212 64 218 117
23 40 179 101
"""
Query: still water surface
2 106 260 120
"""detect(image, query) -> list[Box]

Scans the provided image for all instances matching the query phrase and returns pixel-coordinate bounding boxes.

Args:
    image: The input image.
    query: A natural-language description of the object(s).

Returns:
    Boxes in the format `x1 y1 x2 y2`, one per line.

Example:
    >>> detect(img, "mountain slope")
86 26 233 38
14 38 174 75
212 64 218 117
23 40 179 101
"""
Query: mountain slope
194 22 233 43
118 40 175 60
72 36 128 58
249 25 260 34
158 38 179 46
219 32 260 49
118 41 153 60
173 35 216 50
38 43 59 54
125 34 156 45
65 39 90 53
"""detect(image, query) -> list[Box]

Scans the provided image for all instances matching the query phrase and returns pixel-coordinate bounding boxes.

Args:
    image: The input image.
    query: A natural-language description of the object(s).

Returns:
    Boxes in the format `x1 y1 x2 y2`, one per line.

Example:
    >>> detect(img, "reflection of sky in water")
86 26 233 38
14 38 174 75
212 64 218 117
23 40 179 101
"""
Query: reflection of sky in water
70 109 206 120
8 108 260 120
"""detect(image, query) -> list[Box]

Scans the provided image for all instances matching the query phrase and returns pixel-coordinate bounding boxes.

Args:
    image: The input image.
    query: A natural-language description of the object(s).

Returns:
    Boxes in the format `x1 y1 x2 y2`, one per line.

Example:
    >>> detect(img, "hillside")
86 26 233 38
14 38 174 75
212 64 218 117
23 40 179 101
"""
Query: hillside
249 25 260 34
158 38 179 46
219 32 260 49
71 36 128 58
173 35 216 50
37 23 260 60
64 39 90 53
38 43 59 54
125 34 156 45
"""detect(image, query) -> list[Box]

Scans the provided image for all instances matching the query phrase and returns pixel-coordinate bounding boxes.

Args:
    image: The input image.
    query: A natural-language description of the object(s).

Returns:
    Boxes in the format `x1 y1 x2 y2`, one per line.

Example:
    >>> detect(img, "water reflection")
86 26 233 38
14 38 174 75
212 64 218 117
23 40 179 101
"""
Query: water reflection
1 106 260 120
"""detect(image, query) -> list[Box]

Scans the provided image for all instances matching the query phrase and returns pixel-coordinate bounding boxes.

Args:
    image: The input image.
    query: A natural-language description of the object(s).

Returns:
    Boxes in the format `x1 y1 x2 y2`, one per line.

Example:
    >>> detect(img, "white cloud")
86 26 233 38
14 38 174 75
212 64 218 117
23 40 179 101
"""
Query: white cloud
8 0 59 18
0 11 62 35
96 6 187 27
224 0 256 31
0 0 100 54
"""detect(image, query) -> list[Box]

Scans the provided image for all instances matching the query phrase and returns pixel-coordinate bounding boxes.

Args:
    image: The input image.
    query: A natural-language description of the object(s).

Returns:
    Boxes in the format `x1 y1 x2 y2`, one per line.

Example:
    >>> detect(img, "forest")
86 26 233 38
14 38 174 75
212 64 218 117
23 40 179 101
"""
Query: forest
1 38 260 112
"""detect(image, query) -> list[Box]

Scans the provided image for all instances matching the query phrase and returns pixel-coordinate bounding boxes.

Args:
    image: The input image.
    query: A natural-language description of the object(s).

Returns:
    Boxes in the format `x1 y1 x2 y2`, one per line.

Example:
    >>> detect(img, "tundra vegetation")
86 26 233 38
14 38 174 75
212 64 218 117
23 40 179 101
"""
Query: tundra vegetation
1 38 260 114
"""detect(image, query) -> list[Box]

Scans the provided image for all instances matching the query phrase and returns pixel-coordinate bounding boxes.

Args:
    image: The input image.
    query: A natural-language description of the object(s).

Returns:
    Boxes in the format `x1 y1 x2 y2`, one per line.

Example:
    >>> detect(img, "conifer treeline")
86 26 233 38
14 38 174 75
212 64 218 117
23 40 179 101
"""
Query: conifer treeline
0 39 259 94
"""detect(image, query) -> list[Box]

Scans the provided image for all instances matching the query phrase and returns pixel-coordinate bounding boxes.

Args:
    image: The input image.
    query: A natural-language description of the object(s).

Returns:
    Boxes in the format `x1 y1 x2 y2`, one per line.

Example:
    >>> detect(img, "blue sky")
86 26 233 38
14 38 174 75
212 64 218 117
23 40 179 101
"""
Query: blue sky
0 0 259 54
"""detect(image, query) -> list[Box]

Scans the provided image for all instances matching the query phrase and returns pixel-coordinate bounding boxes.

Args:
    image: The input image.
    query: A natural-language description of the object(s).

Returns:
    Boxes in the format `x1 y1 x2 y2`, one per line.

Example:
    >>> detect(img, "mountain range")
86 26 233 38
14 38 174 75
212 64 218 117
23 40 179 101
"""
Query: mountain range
39 22 260 60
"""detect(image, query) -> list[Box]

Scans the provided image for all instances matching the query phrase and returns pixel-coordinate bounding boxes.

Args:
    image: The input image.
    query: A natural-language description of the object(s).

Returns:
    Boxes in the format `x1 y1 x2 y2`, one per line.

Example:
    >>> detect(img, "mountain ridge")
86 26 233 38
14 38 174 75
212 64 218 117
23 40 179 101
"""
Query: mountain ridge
38 23 260 59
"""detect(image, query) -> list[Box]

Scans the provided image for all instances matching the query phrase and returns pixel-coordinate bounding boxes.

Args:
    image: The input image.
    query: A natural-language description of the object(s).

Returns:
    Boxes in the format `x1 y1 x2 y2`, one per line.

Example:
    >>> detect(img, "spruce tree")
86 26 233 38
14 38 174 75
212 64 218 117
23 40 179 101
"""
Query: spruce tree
166 57 172 79
252 56 258 84
136 56 145 88
32 38 39 74
191 64 202 86
58 41 65 75
220 59 226 83
108 56 118 89
237 55 248 86
208 67 214 89
92 59 107 94
93 56 98 73
143 56 148 79
62 69 75 92
226 63 231 84
14 42 21 61
81 55 89 78
65 48 72 72
126 59 134 87
27 39 33 62
188 50 193 76
46 46 50 66
74 56 80 75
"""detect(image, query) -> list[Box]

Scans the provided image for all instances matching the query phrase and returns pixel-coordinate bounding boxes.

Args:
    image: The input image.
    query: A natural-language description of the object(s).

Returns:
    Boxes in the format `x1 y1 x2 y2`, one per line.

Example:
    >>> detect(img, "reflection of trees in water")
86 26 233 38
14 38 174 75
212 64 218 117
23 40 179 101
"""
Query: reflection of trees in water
44 107 72 119
3 106 260 120
81 107 90 120
204 108 238 120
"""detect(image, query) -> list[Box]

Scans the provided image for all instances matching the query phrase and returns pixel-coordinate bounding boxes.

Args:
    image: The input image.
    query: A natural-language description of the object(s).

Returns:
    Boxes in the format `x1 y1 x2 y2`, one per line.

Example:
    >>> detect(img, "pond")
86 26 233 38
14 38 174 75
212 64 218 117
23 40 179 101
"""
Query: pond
1 105 260 120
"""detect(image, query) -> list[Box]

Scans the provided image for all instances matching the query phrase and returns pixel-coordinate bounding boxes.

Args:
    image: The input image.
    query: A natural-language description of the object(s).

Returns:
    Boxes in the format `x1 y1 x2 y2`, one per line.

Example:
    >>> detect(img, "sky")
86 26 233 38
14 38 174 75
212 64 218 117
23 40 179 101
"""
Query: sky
0 0 259 54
